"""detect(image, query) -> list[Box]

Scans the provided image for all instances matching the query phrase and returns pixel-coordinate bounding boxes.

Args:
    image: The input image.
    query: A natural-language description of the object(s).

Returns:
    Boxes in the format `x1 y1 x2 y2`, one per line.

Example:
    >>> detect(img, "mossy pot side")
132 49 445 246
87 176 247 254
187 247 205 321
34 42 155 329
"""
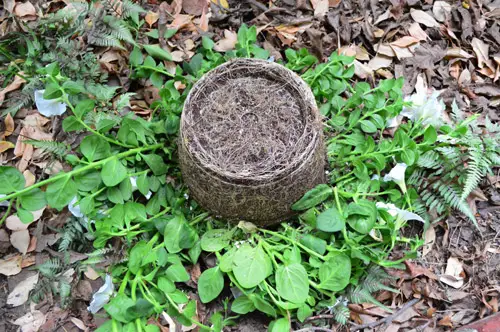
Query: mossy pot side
179 58 326 226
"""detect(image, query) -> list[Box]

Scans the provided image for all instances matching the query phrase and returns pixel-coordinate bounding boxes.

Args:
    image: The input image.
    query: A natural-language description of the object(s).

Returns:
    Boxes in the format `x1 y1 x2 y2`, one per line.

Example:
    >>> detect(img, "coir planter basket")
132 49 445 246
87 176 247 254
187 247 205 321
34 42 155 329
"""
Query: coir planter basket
179 58 325 226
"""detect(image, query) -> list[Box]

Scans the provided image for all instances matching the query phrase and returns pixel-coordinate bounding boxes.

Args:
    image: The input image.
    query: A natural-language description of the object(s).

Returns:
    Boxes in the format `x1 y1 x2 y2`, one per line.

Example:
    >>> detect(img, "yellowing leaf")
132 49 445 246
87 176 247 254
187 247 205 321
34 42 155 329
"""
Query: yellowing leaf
211 0 229 9
145 11 159 27
0 141 15 153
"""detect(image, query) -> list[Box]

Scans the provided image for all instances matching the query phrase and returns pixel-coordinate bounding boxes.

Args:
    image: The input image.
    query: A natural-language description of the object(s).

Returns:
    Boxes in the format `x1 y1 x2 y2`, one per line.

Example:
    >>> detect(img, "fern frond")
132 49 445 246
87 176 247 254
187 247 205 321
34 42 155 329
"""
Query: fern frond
87 31 124 49
121 0 145 19
24 140 69 159
461 143 488 200
332 305 350 325
417 150 440 169
36 258 63 277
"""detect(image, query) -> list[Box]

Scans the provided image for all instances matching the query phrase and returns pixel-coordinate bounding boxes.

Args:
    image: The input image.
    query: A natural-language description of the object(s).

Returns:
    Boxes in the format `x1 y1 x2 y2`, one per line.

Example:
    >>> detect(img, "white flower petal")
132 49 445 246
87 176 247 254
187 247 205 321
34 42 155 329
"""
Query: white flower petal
130 176 138 191
88 275 114 314
0 194 9 207
68 197 83 218
376 202 425 223
384 163 407 183
398 210 425 223
34 90 67 117
145 191 152 199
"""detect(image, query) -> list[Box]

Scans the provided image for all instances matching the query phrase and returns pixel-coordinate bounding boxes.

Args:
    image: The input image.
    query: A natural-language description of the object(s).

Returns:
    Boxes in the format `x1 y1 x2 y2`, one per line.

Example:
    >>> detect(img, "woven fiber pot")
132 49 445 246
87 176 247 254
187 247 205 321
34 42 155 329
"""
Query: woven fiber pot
179 58 325 226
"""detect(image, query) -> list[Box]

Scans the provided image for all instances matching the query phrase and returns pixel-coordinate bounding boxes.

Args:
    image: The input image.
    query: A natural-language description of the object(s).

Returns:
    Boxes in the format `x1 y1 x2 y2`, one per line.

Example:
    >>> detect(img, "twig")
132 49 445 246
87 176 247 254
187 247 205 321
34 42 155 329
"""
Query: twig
349 298 420 331
245 0 268 12
294 328 334 332
304 315 335 323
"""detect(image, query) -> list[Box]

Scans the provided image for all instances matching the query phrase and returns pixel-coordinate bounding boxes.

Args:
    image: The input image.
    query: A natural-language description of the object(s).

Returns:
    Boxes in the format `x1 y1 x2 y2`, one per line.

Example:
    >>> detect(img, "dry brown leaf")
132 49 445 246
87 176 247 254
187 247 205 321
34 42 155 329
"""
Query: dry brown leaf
3 113 14 137
368 54 393 70
459 68 471 84
0 141 15 153
410 9 440 28
311 0 329 17
210 0 228 8
145 11 159 27
70 317 89 332
471 37 495 70
13 308 46 332
353 60 374 79
439 257 465 288
183 0 205 15
329 0 341 7
21 254 36 268
168 14 196 31
4 0 15 13
433 1 452 22
390 36 420 47
197 5 209 32
0 74 26 105
23 170 36 187
390 45 415 59
422 224 436 257
0 255 22 276
408 22 429 41
6 215 31 231
14 1 36 18
446 48 474 59
84 266 100 280
11 229 30 254
373 28 385 38
7 273 39 307
376 69 393 79
339 45 356 57
438 315 453 328
375 44 396 57
449 62 461 80
214 29 238 52
355 46 370 61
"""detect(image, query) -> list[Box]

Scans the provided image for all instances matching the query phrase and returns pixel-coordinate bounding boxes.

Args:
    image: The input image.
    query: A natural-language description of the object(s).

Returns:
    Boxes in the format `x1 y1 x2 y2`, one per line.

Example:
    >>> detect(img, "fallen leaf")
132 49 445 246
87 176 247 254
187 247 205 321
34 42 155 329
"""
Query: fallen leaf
7 273 39 306
475 84 500 97
391 36 420 47
6 215 31 231
0 255 22 276
197 5 208 32
439 257 465 288
471 38 495 70
13 309 46 332
21 254 36 268
422 224 435 257
3 113 14 137
459 69 471 84
368 54 393 70
14 1 36 18
410 9 440 28
311 0 329 17
214 30 238 52
0 141 15 153
375 44 396 57
433 1 452 22
405 261 438 279
390 45 416 59
446 48 474 59
168 14 196 31
408 23 429 41
4 0 15 13
0 74 26 105
183 0 205 15
145 11 159 27
438 315 453 328
210 0 228 8
354 60 374 79
70 317 89 332
11 230 30 255
23 170 36 187
84 266 100 280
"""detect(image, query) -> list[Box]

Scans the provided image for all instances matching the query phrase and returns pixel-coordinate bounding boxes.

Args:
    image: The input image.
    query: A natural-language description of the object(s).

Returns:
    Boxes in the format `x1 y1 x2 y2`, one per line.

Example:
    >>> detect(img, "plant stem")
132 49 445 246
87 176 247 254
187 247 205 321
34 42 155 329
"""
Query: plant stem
258 229 326 261
0 200 13 227
0 143 163 203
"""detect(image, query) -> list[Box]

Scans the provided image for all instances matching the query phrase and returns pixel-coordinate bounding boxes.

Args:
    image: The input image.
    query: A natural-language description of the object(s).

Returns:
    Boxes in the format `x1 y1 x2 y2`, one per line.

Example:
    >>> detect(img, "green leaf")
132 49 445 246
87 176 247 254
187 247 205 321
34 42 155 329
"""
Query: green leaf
165 264 190 282
318 253 351 291
297 304 313 322
231 296 255 314
275 263 309 304
360 120 378 133
101 159 127 187
0 166 25 194
316 207 345 232
46 175 77 210
130 47 143 66
79 196 94 215
232 243 272 288
269 318 290 332
157 276 176 294
202 36 215 50
200 229 232 252
17 208 33 223
62 116 84 132
43 82 62 99
198 267 224 303
74 170 101 191
107 186 124 204
104 294 135 323
250 294 276 317
164 216 185 253
219 247 236 272
346 200 377 234
142 154 168 176
73 99 95 119
62 80 86 94
143 44 172 61
19 188 46 211
292 184 333 210
423 125 437 144
80 136 111 162
299 235 326 255
137 172 149 196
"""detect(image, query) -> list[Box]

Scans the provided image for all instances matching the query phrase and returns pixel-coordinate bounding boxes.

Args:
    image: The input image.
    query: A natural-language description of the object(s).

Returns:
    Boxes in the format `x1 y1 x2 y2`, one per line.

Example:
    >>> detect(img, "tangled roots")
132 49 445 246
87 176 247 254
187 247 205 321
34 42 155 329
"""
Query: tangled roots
179 58 325 226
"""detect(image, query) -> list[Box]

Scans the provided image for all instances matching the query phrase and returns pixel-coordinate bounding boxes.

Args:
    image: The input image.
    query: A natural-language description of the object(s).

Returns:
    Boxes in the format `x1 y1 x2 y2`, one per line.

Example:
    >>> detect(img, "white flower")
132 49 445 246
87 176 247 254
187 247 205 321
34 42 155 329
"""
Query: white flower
88 274 114 314
34 90 67 117
376 202 425 223
386 115 402 128
68 196 84 218
371 174 380 181
400 75 444 126
383 163 407 193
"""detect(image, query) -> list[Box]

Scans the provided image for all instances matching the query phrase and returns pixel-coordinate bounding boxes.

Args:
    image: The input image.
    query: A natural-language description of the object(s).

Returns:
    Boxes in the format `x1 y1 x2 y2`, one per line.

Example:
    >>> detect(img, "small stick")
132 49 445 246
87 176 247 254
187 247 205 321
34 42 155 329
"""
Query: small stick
349 298 421 331
294 328 334 332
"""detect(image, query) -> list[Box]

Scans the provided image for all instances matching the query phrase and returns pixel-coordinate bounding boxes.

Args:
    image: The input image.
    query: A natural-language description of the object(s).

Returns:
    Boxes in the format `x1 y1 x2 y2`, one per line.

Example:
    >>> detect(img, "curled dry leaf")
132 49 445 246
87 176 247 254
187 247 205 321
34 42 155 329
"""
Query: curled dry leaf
0 141 15 153
183 0 206 16
446 48 474 59
2 113 15 137
211 0 229 8
7 273 39 307
13 309 46 332
375 44 396 57
23 170 36 187
0 74 26 105
471 38 495 71
11 229 30 255
408 23 429 41
214 30 238 52
368 54 393 70
439 257 465 288
354 60 374 79
145 11 159 27
0 255 23 276
70 317 89 332
311 0 329 17
390 36 420 48
422 224 436 257
410 9 440 28
14 1 37 19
